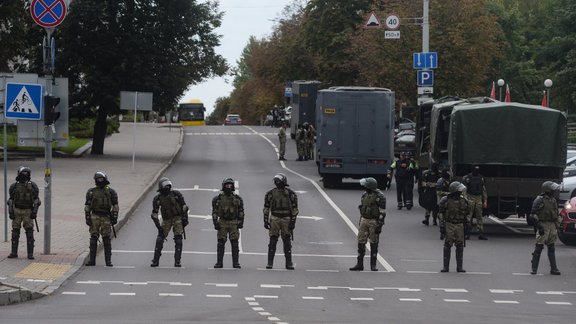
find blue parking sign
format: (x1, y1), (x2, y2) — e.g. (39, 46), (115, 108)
(4, 83), (43, 120)
(417, 70), (434, 86)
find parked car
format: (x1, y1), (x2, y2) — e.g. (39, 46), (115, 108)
(224, 114), (242, 125)
(394, 129), (416, 156)
(559, 174), (576, 203)
(559, 197), (576, 245)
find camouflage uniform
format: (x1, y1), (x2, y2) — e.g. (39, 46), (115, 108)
(530, 181), (562, 275)
(278, 124), (287, 160)
(436, 171), (452, 240)
(462, 168), (488, 240)
(212, 178), (245, 268)
(305, 124), (316, 160)
(150, 178), (189, 267)
(439, 181), (470, 273)
(295, 125), (307, 161)
(84, 171), (119, 267)
(7, 167), (41, 260)
(420, 165), (441, 226)
(350, 178), (386, 272)
(263, 174), (298, 269)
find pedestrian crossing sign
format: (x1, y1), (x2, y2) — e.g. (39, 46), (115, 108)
(4, 83), (43, 120)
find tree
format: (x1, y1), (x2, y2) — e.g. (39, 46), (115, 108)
(58, 0), (227, 154)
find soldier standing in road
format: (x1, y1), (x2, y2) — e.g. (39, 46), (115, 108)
(263, 173), (299, 270)
(212, 178), (245, 269)
(529, 181), (562, 275)
(278, 122), (287, 161)
(295, 124), (307, 161)
(150, 178), (189, 267)
(7, 166), (41, 260)
(462, 165), (488, 240)
(436, 168), (452, 240)
(421, 163), (441, 226)
(350, 177), (386, 272)
(84, 171), (119, 267)
(306, 123), (316, 160)
(438, 181), (470, 273)
(387, 152), (416, 210)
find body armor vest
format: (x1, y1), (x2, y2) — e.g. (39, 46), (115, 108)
(217, 193), (240, 220)
(90, 187), (112, 214)
(423, 171), (440, 185)
(466, 175), (483, 195)
(537, 195), (558, 222)
(394, 159), (411, 179)
(158, 193), (182, 219)
(271, 188), (291, 216)
(443, 197), (468, 223)
(13, 182), (34, 208)
(360, 192), (380, 219)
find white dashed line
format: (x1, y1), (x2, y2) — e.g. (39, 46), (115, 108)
(307, 286), (328, 290)
(432, 288), (468, 293)
(537, 291), (565, 295)
(159, 293), (184, 297)
(123, 282), (147, 285)
(77, 281), (101, 285)
(490, 289), (523, 294)
(258, 312), (272, 316)
(399, 298), (422, 302)
(248, 302), (259, 306)
(110, 293), (135, 296)
(375, 287), (421, 292)
(206, 283), (238, 288)
(207, 294), (231, 298)
(261, 284), (295, 289)
(302, 296), (324, 300)
(351, 297), (374, 301)
(245, 297), (256, 301)
(252, 307), (265, 311)
(349, 288), (374, 291)
(545, 301), (572, 305)
(268, 317), (281, 321)
(27, 279), (51, 283)
(444, 299), (470, 303)
(493, 300), (519, 304)
(254, 295), (279, 299)
(169, 282), (192, 286)
(62, 292), (86, 295)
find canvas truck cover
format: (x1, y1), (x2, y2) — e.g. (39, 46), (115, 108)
(429, 100), (467, 158)
(449, 102), (567, 167)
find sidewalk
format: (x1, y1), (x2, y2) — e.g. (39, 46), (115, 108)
(0, 122), (183, 305)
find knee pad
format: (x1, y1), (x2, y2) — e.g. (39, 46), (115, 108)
(174, 235), (183, 243)
(270, 235), (279, 243)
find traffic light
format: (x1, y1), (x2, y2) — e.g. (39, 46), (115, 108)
(44, 95), (61, 125)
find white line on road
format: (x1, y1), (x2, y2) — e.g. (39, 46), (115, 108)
(248, 302), (259, 306)
(375, 287), (421, 292)
(112, 266), (135, 269)
(252, 126), (395, 272)
(267, 317), (281, 321)
(110, 292), (135, 296)
(62, 292), (86, 295)
(123, 282), (148, 285)
(490, 289), (524, 294)
(537, 291), (567, 295)
(545, 301), (572, 305)
(349, 287), (374, 291)
(261, 284), (295, 289)
(493, 300), (519, 304)
(302, 296), (324, 300)
(245, 297), (256, 301)
(159, 293), (184, 297)
(207, 294), (232, 298)
(253, 295), (279, 299)
(169, 282), (192, 286)
(77, 281), (101, 285)
(513, 272), (543, 276)
(444, 299), (470, 303)
(399, 298), (422, 302)
(252, 307), (265, 311)
(258, 312), (272, 316)
(351, 297), (374, 301)
(432, 288), (469, 293)
(206, 283), (238, 288)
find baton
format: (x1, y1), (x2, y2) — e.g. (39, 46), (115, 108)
(112, 225), (117, 238)
(34, 218), (40, 232)
(183, 227), (187, 240)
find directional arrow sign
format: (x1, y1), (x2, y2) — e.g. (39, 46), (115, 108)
(413, 52), (438, 69)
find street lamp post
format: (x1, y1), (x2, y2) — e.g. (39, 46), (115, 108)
(544, 79), (553, 108)
(497, 79), (505, 102)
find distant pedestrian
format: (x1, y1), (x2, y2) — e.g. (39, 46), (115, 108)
(150, 178), (189, 267)
(462, 165), (488, 240)
(84, 171), (119, 266)
(278, 122), (287, 161)
(212, 178), (244, 269)
(7, 166), (41, 260)
(420, 163), (441, 226)
(439, 181), (470, 273)
(349, 178), (386, 272)
(263, 173), (298, 269)
(306, 123), (316, 160)
(530, 181), (561, 275)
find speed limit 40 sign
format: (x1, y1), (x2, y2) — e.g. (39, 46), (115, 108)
(385, 14), (400, 30)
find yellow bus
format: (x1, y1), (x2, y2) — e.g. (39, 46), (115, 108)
(178, 99), (206, 126)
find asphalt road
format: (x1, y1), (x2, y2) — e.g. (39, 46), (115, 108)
(2, 125), (575, 324)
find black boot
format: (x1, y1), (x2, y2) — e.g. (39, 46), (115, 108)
(266, 236), (278, 269)
(456, 244), (466, 273)
(478, 231), (488, 240)
(150, 236), (164, 267)
(231, 239), (241, 269)
(283, 236), (294, 270)
(422, 215), (430, 226)
(370, 243), (379, 271)
(214, 239), (225, 268)
(25, 229), (35, 260)
(103, 236), (113, 267)
(86, 236), (98, 266)
(8, 229), (20, 258)
(530, 244), (543, 275)
(547, 244), (561, 275)
(350, 244), (365, 271)
(174, 235), (183, 267)
(432, 211), (438, 226)
(441, 244), (451, 272)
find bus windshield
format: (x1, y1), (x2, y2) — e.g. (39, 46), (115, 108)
(178, 103), (205, 122)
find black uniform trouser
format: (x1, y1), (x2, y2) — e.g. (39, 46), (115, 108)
(395, 178), (413, 207)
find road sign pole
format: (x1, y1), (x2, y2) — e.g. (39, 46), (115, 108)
(44, 27), (53, 255)
(3, 121), (7, 243)
(132, 92), (138, 171)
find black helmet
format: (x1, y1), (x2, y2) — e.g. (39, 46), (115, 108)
(222, 178), (235, 192)
(449, 181), (466, 193)
(541, 181), (560, 193)
(16, 166), (31, 181)
(360, 177), (378, 190)
(158, 177), (173, 191)
(273, 173), (288, 188)
(94, 171), (110, 187)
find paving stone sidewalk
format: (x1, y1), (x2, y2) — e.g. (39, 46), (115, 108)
(0, 122), (182, 305)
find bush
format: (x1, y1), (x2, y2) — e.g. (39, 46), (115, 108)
(69, 117), (120, 138)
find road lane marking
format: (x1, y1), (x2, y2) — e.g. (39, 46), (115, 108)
(62, 292), (86, 295)
(252, 307), (265, 311)
(207, 294), (231, 298)
(206, 283), (238, 287)
(248, 302), (259, 306)
(110, 292), (135, 296)
(351, 297), (374, 301)
(159, 293), (184, 297)
(302, 296), (324, 300)
(258, 312), (272, 316)
(490, 289), (523, 294)
(261, 284), (295, 289)
(169, 282), (192, 286)
(253, 295), (279, 299)
(245, 297), (256, 301)
(251, 126), (395, 272)
(494, 300), (519, 304)
(432, 288), (468, 293)
(349, 288), (374, 291)
(375, 287), (421, 292)
(268, 317), (281, 321)
(545, 301), (572, 305)
(444, 299), (469, 303)
(123, 282), (148, 285)
(513, 272), (543, 276)
(77, 281), (101, 285)
(399, 298), (422, 302)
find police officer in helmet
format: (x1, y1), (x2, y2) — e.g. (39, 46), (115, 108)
(212, 178), (245, 268)
(439, 181), (470, 273)
(530, 181), (561, 275)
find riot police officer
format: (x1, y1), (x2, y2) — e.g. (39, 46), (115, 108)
(387, 152), (416, 209)
(278, 122), (287, 161)
(530, 181), (562, 275)
(462, 165), (488, 240)
(421, 163), (441, 226)
(295, 124), (307, 161)
(7, 166), (41, 260)
(350, 177), (386, 271)
(212, 178), (245, 269)
(150, 178), (189, 267)
(439, 181), (470, 273)
(436, 168), (452, 240)
(84, 171), (119, 266)
(263, 173), (299, 269)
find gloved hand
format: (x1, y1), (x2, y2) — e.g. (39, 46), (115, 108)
(153, 218), (162, 231)
(31, 212), (37, 219)
(288, 220), (295, 231)
(538, 226), (545, 236)
(9, 212), (15, 220)
(181, 217), (189, 227)
(375, 224), (383, 234)
(214, 221), (221, 230)
(264, 221), (271, 230)
(86, 216), (92, 226)
(237, 221), (244, 229)
(111, 216), (118, 226)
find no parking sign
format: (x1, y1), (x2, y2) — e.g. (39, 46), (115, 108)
(30, 0), (67, 28)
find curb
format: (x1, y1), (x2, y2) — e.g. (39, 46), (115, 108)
(0, 283), (43, 306)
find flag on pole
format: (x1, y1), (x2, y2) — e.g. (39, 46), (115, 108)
(490, 81), (496, 100)
(541, 90), (547, 107)
(504, 84), (511, 102)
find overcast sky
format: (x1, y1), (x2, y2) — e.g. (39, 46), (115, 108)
(181, 0), (295, 115)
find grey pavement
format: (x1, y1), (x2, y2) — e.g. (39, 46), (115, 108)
(0, 122), (182, 305)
